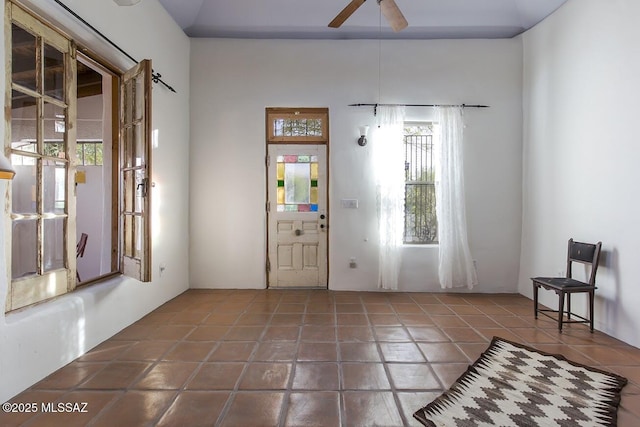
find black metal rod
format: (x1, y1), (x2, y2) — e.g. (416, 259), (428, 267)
(350, 103), (489, 115)
(52, 0), (176, 93)
(349, 103), (489, 108)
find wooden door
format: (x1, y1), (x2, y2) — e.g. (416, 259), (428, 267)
(267, 145), (327, 288)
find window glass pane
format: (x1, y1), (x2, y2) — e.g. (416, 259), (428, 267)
(135, 74), (144, 121)
(83, 143), (96, 165)
(43, 217), (65, 272)
(134, 123), (144, 165)
(273, 119), (284, 136)
(44, 44), (65, 100)
(44, 142), (64, 158)
(404, 127), (438, 244)
(124, 126), (133, 168)
(271, 118), (323, 138)
(124, 215), (133, 257)
(43, 103), (66, 155)
(12, 24), (37, 91)
(135, 169), (145, 212)
(76, 143), (84, 164)
(95, 143), (103, 166)
(43, 161), (66, 213)
(11, 91), (37, 153)
(123, 170), (134, 212)
(11, 155), (37, 213)
(284, 162), (310, 204)
(12, 220), (37, 279)
(134, 215), (143, 259)
(124, 80), (134, 124)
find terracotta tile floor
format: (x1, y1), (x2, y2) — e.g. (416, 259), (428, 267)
(3, 289), (640, 426)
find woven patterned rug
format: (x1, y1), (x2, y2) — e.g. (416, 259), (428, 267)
(414, 337), (628, 427)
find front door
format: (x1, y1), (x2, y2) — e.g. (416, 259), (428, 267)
(267, 145), (327, 288)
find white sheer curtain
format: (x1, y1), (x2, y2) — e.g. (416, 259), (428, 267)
(435, 106), (477, 289)
(373, 106), (406, 290)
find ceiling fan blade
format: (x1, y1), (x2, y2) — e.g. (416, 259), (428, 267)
(328, 0), (367, 28)
(380, 0), (408, 32)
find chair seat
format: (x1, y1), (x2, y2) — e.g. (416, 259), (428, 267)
(532, 277), (595, 292)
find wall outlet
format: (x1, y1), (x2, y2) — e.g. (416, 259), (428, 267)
(349, 257), (357, 269)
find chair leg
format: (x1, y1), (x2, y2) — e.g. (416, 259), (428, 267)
(558, 292), (565, 332)
(567, 293), (572, 319)
(533, 283), (539, 318)
(589, 290), (595, 332)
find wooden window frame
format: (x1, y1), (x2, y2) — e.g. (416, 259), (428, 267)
(266, 107), (329, 144)
(4, 1), (152, 312)
(5, 2), (77, 311)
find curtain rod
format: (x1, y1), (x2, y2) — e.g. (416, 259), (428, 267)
(52, 0), (176, 93)
(350, 103), (489, 115)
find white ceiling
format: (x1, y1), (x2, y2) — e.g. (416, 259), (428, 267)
(155, 0), (569, 40)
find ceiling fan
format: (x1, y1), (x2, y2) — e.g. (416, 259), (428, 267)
(328, 0), (408, 32)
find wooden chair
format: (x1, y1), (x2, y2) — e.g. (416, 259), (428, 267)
(76, 233), (88, 282)
(532, 238), (602, 332)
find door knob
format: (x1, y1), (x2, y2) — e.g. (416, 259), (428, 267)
(320, 214), (326, 220)
(295, 229), (302, 236)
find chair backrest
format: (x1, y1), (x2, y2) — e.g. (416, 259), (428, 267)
(77, 233), (88, 258)
(566, 238), (602, 285)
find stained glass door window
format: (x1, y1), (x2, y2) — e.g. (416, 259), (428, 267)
(276, 155), (319, 212)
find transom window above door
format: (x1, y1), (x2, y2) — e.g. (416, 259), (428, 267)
(266, 108), (328, 143)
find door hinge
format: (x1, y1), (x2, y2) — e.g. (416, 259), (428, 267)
(266, 201), (271, 212)
(266, 155), (270, 167)
(266, 258), (271, 273)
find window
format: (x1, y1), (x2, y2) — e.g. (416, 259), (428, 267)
(120, 60), (152, 281)
(77, 141), (103, 166)
(5, 2), (152, 311)
(404, 123), (438, 244)
(7, 5), (77, 310)
(266, 108), (328, 144)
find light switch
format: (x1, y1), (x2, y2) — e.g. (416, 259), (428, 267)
(341, 199), (359, 209)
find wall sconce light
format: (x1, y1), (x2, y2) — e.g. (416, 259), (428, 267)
(357, 125), (369, 146)
(0, 152), (15, 180)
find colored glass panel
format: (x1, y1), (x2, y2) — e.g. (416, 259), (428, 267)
(285, 163), (310, 204)
(276, 152), (321, 211)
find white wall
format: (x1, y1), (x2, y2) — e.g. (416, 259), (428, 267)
(519, 0), (640, 347)
(190, 38), (523, 293)
(0, 0), (191, 401)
